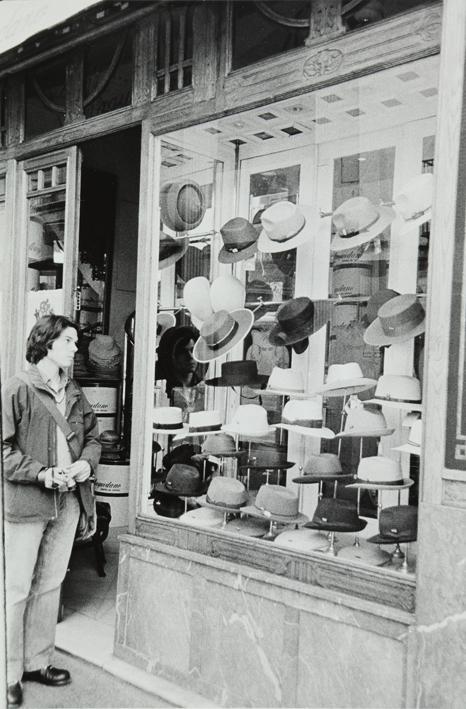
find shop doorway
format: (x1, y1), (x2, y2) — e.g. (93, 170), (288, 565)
(61, 125), (141, 638)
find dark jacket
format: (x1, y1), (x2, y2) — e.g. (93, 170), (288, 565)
(2, 365), (101, 522)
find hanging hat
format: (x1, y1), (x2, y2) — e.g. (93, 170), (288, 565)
(243, 484), (308, 524)
(261, 366), (307, 398)
(393, 173), (433, 233)
(159, 232), (188, 269)
(292, 453), (352, 484)
(205, 360), (267, 388)
(183, 276), (214, 324)
(269, 297), (329, 354)
(368, 505), (418, 544)
(153, 406), (185, 433)
(154, 463), (207, 496)
(330, 196), (395, 252)
(223, 517), (269, 537)
(393, 418), (422, 455)
(193, 308), (253, 363)
(210, 275), (246, 313)
(367, 374), (422, 411)
(179, 507), (225, 528)
(364, 294), (425, 346)
(222, 404), (275, 437)
(173, 410), (224, 440)
(305, 498), (367, 532)
(276, 398), (335, 439)
(274, 528), (328, 552)
(335, 404), (394, 438)
(198, 477), (249, 511)
(365, 288), (400, 325)
(258, 201), (314, 253)
(347, 455), (414, 490)
(218, 217), (258, 263)
(160, 179), (206, 232)
(157, 311), (177, 338)
(315, 362), (376, 396)
(241, 442), (293, 470)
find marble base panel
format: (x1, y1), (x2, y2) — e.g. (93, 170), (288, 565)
(115, 534), (413, 708)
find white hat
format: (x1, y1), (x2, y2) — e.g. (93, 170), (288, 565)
(183, 277), (214, 323)
(258, 201), (314, 253)
(222, 404), (275, 437)
(179, 507), (224, 528)
(336, 404), (394, 438)
(330, 196), (395, 252)
(173, 410), (223, 440)
(393, 173), (433, 234)
(193, 308), (253, 363)
(153, 406), (185, 434)
(393, 417), (422, 455)
(274, 529), (327, 552)
(262, 367), (309, 398)
(210, 275), (245, 312)
(315, 363), (376, 396)
(276, 398), (335, 439)
(347, 455), (414, 490)
(367, 374), (422, 412)
(242, 484), (308, 524)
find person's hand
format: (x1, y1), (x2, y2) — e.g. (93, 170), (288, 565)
(65, 460), (91, 483)
(39, 467), (73, 492)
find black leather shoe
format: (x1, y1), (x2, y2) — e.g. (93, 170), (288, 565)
(7, 682), (23, 708)
(23, 665), (71, 686)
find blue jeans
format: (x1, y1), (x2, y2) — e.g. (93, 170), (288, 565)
(5, 491), (80, 683)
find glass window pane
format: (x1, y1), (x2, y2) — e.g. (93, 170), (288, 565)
(84, 31), (133, 118)
(25, 58), (66, 139)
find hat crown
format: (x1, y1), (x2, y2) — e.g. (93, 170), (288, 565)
(230, 404), (269, 431)
(394, 173), (433, 219)
(220, 217), (258, 248)
(312, 497), (360, 525)
(165, 463), (203, 494)
(188, 410), (222, 429)
(332, 196), (380, 235)
(304, 453), (342, 475)
(344, 404), (388, 432)
(378, 505), (418, 540)
(357, 456), (402, 484)
(202, 432), (236, 455)
(374, 374), (421, 402)
(276, 297), (314, 329)
(206, 477), (248, 507)
(261, 200), (306, 242)
(183, 276), (214, 322)
(255, 484), (299, 517)
(326, 362), (364, 385)
(210, 275), (245, 312)
(283, 398), (323, 422)
(377, 294), (425, 336)
(200, 310), (235, 346)
(268, 367), (304, 393)
(221, 360), (259, 383)
(154, 406), (183, 425)
(366, 289), (400, 324)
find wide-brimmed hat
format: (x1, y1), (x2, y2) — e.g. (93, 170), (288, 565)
(336, 404), (394, 438)
(219, 217), (258, 263)
(241, 442), (293, 470)
(258, 201), (314, 253)
(173, 410), (223, 440)
(154, 463), (207, 496)
(274, 528), (328, 552)
(159, 232), (188, 269)
(393, 173), (433, 234)
(192, 433), (239, 459)
(269, 297), (329, 353)
(315, 362), (376, 396)
(292, 453), (351, 484)
(199, 477), (249, 511)
(347, 455), (413, 490)
(276, 398), (335, 439)
(179, 507), (225, 528)
(261, 366), (308, 398)
(330, 196), (395, 252)
(367, 374), (422, 411)
(222, 404), (275, 437)
(193, 308), (254, 363)
(243, 484), (308, 524)
(210, 275), (246, 313)
(364, 288), (400, 325)
(305, 498), (367, 532)
(205, 360), (267, 388)
(364, 294), (425, 345)
(183, 277), (214, 324)
(393, 417), (422, 456)
(368, 505), (418, 544)
(153, 406), (185, 433)
(160, 179), (206, 232)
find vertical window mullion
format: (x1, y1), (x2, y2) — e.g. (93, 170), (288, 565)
(164, 11), (171, 95)
(177, 7), (186, 90)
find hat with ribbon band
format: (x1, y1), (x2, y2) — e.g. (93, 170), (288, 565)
(193, 308), (253, 363)
(205, 360), (267, 388)
(173, 410), (224, 440)
(258, 201), (314, 253)
(305, 498), (367, 532)
(292, 453), (352, 484)
(368, 505), (418, 544)
(242, 484), (308, 524)
(153, 406), (185, 433)
(276, 398), (335, 439)
(198, 477), (249, 511)
(330, 196), (395, 252)
(367, 374), (422, 412)
(364, 294), (425, 346)
(154, 463), (207, 496)
(393, 173), (433, 234)
(218, 217), (258, 263)
(347, 455), (414, 490)
(364, 288), (400, 325)
(335, 404), (394, 438)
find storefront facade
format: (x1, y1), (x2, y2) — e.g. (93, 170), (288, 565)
(1, 1), (465, 707)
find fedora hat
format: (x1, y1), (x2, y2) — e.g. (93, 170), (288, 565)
(179, 506), (225, 528)
(162, 443), (201, 470)
(159, 232), (188, 269)
(364, 288), (400, 325)
(241, 442), (293, 470)
(347, 455), (414, 490)
(222, 404), (275, 437)
(243, 484), (308, 524)
(258, 201), (314, 253)
(316, 362), (376, 396)
(183, 276), (214, 324)
(262, 366), (308, 398)
(192, 432), (240, 459)
(393, 173), (433, 233)
(330, 196), (395, 252)
(393, 417), (422, 455)
(336, 404), (394, 438)
(368, 505), (418, 544)
(199, 477), (249, 511)
(88, 335), (121, 371)
(154, 463), (207, 496)
(364, 294), (425, 345)
(219, 217), (258, 263)
(223, 517), (269, 537)
(210, 275), (246, 313)
(269, 297), (329, 353)
(305, 497), (367, 532)
(274, 528), (328, 552)
(367, 374), (422, 411)
(276, 398), (335, 439)
(173, 410), (224, 440)
(160, 179), (206, 232)
(293, 453), (351, 483)
(205, 360), (267, 388)
(153, 406), (185, 433)
(151, 490), (186, 518)
(193, 309), (253, 363)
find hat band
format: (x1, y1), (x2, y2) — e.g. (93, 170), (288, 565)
(358, 477), (403, 485)
(284, 418), (322, 428)
(153, 421), (184, 430)
(380, 301), (424, 335)
(336, 212), (380, 239)
(206, 494), (243, 509)
(267, 383), (304, 394)
(204, 319), (239, 350)
(255, 503), (294, 517)
(375, 394), (420, 404)
(224, 238), (257, 253)
(268, 215), (306, 243)
(404, 206), (430, 222)
(189, 423), (222, 433)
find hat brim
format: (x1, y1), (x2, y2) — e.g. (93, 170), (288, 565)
(197, 495), (249, 513)
(363, 315), (426, 346)
(292, 472), (353, 484)
(193, 309), (254, 363)
(223, 518), (269, 537)
(222, 423), (276, 437)
(330, 205), (396, 252)
(242, 505), (308, 525)
(276, 423), (335, 439)
(337, 542), (391, 565)
(367, 532), (417, 545)
(159, 237), (189, 269)
(153, 480), (208, 496)
(336, 427), (395, 439)
(399, 208), (431, 235)
(392, 442), (421, 455)
(366, 398), (423, 412)
(258, 206), (314, 253)
(305, 518), (367, 532)
(346, 478), (414, 491)
(205, 374), (268, 388)
(269, 313), (328, 347)
(152, 425), (185, 435)
(274, 530), (329, 552)
(192, 451), (243, 460)
(172, 427), (224, 441)
(179, 510), (225, 528)
(219, 241), (258, 263)
(254, 387), (313, 399)
(239, 460), (294, 471)
(314, 378), (377, 396)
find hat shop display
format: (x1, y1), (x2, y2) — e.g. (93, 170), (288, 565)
(154, 464), (208, 509)
(160, 179), (206, 232)
(330, 196), (396, 252)
(198, 477), (249, 516)
(367, 374), (423, 412)
(159, 232), (189, 269)
(276, 398), (335, 439)
(218, 217), (258, 263)
(88, 335), (122, 377)
(269, 297), (329, 355)
(173, 410), (224, 440)
(393, 417), (422, 456)
(259, 366), (309, 398)
(193, 308), (254, 363)
(347, 456), (414, 490)
(222, 404), (275, 438)
(363, 293), (425, 346)
(364, 288), (400, 326)
(335, 403), (394, 438)
(393, 173), (433, 234)
(316, 362), (376, 397)
(258, 200), (314, 253)
(242, 484), (308, 534)
(205, 360), (267, 388)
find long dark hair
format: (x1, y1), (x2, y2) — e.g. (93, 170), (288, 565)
(26, 314), (78, 364)
(156, 325), (202, 395)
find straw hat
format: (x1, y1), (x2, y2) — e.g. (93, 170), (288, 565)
(364, 294), (425, 346)
(218, 217), (258, 263)
(347, 455), (414, 490)
(335, 404), (394, 438)
(276, 398), (335, 439)
(258, 201), (314, 253)
(330, 196), (395, 252)
(364, 288), (400, 325)
(261, 366), (308, 398)
(173, 410), (223, 440)
(393, 173), (433, 233)
(160, 179), (206, 231)
(315, 362), (376, 396)
(393, 417), (422, 455)
(222, 404), (275, 437)
(193, 308), (253, 363)
(153, 406), (185, 433)
(159, 232), (188, 269)
(242, 484), (308, 524)
(367, 374), (422, 411)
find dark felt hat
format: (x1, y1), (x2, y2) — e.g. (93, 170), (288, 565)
(269, 297), (329, 354)
(219, 217), (258, 263)
(305, 497), (367, 532)
(162, 444), (201, 471)
(368, 505), (418, 544)
(159, 232), (188, 269)
(154, 463), (206, 496)
(205, 360), (267, 388)
(151, 490), (186, 518)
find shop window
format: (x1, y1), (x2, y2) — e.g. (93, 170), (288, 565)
(342, 0), (434, 32)
(0, 83), (7, 148)
(84, 30), (133, 118)
(153, 5), (194, 97)
(25, 57), (66, 139)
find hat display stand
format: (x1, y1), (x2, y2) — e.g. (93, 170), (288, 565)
(337, 485), (391, 566)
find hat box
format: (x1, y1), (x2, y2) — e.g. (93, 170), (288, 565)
(81, 380), (119, 435)
(332, 263), (372, 298)
(95, 461), (129, 527)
